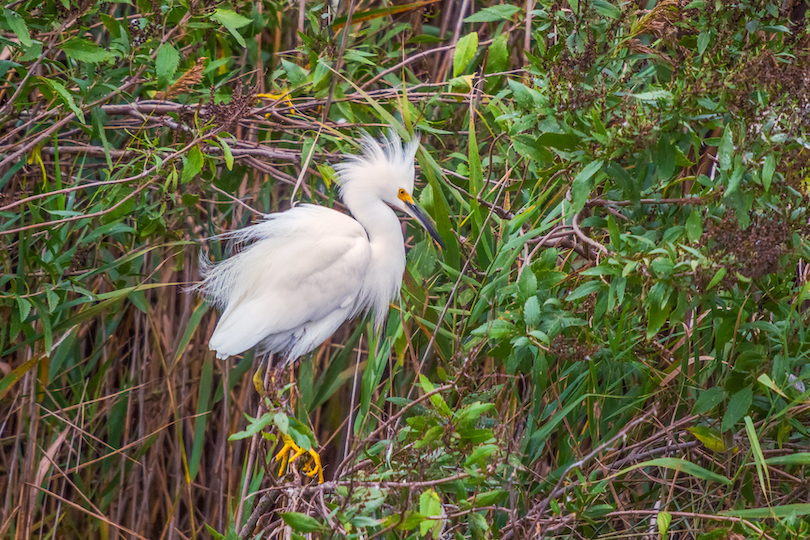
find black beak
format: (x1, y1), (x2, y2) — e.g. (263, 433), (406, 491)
(405, 201), (445, 250)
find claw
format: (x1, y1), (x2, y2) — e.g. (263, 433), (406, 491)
(274, 433), (324, 483)
(302, 449), (324, 483)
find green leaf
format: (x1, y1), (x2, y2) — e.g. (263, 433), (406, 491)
(605, 161), (638, 204)
(188, 357), (213, 482)
(392, 512), (425, 531)
(508, 79), (535, 109)
(4, 9), (31, 47)
(764, 453), (810, 465)
(471, 319), (516, 340)
(415, 425), (443, 449)
(287, 423), (312, 451)
(688, 426), (726, 452)
(692, 386), (724, 415)
(571, 160), (604, 213)
(419, 375), (452, 417)
(518, 268), (537, 301)
(454, 402), (495, 427)
(614, 457), (731, 485)
(566, 281), (602, 301)
(62, 38), (115, 63)
(210, 9), (253, 29)
(745, 415), (771, 501)
(218, 137), (234, 170)
(172, 301), (208, 363)
(453, 32), (478, 77)
(537, 132), (578, 150)
(721, 386), (752, 432)
(419, 489), (443, 536)
(351, 516), (381, 527)
(281, 58), (308, 86)
(18, 42), (41, 62)
(697, 31), (710, 55)
(91, 108), (113, 169)
(685, 210), (702, 243)
(228, 411), (274, 440)
(0, 59), (21, 79)
(419, 489), (442, 517)
(592, 0), (622, 19)
(485, 33), (509, 75)
(705, 267), (726, 290)
(524, 296), (541, 327)
(156, 44), (180, 88)
(757, 373), (787, 399)
(465, 443), (499, 467)
(718, 125), (733, 171)
(630, 90), (672, 102)
(656, 136), (675, 181)
(762, 153), (775, 192)
(646, 290), (671, 338)
(470, 489), (508, 507)
(657, 511), (672, 539)
(273, 411), (289, 434)
(40, 78), (85, 124)
(725, 163), (745, 196)
(17, 297), (31, 321)
(279, 512), (326, 533)
(465, 5), (520, 22)
(181, 146), (204, 184)
(720, 504), (810, 518)
(210, 9), (252, 48)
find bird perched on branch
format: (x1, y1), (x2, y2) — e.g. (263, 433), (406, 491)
(195, 126), (443, 481)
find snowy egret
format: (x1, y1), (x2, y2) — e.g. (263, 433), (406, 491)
(198, 128), (443, 362)
(196, 128), (443, 481)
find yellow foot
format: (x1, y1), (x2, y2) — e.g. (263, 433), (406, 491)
(274, 433), (324, 483)
(256, 93), (296, 115)
(302, 450), (324, 483)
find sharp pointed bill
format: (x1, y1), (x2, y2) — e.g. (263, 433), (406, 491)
(397, 191), (445, 250)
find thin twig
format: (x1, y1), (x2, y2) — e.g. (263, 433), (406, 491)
(323, 0), (358, 119)
(571, 212), (610, 256)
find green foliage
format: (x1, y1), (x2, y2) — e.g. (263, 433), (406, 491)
(3, 0), (810, 539)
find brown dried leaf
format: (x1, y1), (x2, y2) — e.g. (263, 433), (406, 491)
(155, 57), (206, 100)
(625, 38), (673, 64)
(631, 0), (682, 38)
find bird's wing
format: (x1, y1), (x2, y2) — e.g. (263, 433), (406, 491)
(207, 206), (371, 358)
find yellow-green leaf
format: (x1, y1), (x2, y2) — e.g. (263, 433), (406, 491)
(453, 32), (478, 78)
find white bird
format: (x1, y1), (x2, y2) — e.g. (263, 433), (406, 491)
(197, 128), (443, 363)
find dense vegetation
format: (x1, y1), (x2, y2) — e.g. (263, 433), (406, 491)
(2, 0), (810, 538)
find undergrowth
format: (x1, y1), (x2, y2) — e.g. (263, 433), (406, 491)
(2, 0), (810, 539)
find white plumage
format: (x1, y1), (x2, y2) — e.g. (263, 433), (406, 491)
(197, 128), (443, 362)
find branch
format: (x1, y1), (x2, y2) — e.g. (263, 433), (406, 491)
(360, 39), (494, 91)
(586, 196), (705, 207)
(571, 212), (610, 256)
(239, 492), (280, 540)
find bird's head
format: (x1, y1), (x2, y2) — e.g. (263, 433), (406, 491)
(335, 128), (445, 249)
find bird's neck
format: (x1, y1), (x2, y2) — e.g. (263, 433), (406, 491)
(343, 190), (404, 248)
(342, 188), (407, 328)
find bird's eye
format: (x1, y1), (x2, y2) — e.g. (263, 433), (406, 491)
(398, 189), (406, 196)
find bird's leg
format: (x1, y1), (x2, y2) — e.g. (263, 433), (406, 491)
(270, 355), (324, 483)
(273, 433), (324, 483)
(274, 433), (305, 474)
